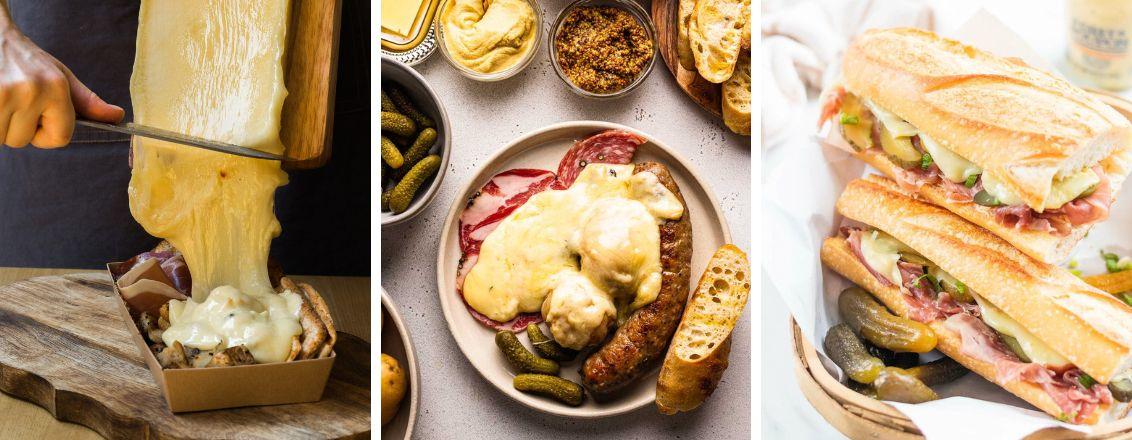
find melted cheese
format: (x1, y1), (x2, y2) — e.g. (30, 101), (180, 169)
(858, 230), (906, 284)
(129, 1), (296, 363)
(919, 134), (981, 183)
(974, 294), (1072, 368)
(162, 285), (303, 363)
(463, 164), (684, 336)
(982, 168), (1099, 210)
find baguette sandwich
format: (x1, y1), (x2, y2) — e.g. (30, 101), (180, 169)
(819, 27), (1132, 264)
(821, 175), (1132, 424)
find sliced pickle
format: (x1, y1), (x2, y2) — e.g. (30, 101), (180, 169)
(839, 94), (874, 151)
(878, 125), (921, 168)
(999, 334), (1032, 363)
(928, 266), (973, 303)
(973, 190), (1001, 207)
(900, 253), (932, 267)
(1110, 376), (1132, 402)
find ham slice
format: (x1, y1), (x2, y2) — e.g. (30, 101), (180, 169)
(945, 313), (1113, 423)
(117, 258), (188, 315)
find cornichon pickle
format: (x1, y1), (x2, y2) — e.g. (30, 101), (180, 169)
(388, 155), (441, 214)
(928, 266), (973, 303)
(381, 137), (404, 169)
(388, 86), (435, 128)
(1109, 376), (1132, 402)
(847, 380), (878, 399)
(495, 331), (559, 375)
(866, 343), (920, 369)
(381, 90), (398, 112)
(394, 128), (437, 179)
(380, 189), (392, 212)
(526, 323), (577, 361)
(824, 323), (885, 384)
(875, 367), (939, 403)
(839, 287), (938, 353)
(906, 357), (968, 386)
(513, 374), (584, 406)
(382, 111), (417, 137)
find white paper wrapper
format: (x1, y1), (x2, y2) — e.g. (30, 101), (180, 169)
(763, 10), (1122, 438)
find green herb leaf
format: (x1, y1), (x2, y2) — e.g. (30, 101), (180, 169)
(921, 153), (933, 170)
(964, 173), (979, 188)
(1078, 373), (1097, 389)
(956, 280), (967, 295)
(1070, 269), (1083, 277)
(1120, 292), (1132, 307)
(1068, 259), (1079, 269)
(840, 114), (859, 125)
(1102, 250), (1124, 273)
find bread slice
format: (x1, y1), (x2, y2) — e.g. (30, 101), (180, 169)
(841, 27), (1132, 211)
(688, 0), (750, 83)
(836, 175), (1132, 384)
(656, 244), (750, 414)
(821, 237), (1114, 424)
(677, 0), (697, 71)
(722, 52), (751, 135)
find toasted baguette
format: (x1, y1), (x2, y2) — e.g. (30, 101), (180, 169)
(689, 0), (750, 83)
(836, 175), (1132, 384)
(842, 27), (1132, 211)
(677, 0), (697, 71)
(656, 244), (750, 414)
(821, 237), (1115, 424)
(722, 52), (751, 136)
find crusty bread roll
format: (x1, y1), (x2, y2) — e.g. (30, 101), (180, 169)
(841, 28), (1132, 211)
(722, 52), (751, 136)
(836, 175), (1132, 385)
(655, 244), (750, 414)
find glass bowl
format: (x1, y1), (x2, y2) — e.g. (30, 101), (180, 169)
(435, 0), (542, 82)
(549, 0), (658, 99)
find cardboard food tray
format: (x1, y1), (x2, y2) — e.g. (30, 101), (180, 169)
(107, 262), (335, 413)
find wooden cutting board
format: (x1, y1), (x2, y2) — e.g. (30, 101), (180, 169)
(651, 0), (723, 119)
(281, 0), (342, 169)
(0, 273), (370, 439)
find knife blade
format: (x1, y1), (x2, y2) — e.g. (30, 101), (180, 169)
(76, 119), (286, 161)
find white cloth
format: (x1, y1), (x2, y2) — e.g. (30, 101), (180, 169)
(761, 0), (936, 148)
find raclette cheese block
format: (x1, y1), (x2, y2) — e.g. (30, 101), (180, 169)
(129, 0), (290, 300)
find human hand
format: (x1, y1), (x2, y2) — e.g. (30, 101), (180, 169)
(0, 26), (125, 148)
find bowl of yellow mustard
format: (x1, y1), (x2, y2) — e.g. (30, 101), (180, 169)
(436, 0), (542, 81)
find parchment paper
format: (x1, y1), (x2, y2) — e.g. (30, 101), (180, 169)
(763, 10), (1125, 439)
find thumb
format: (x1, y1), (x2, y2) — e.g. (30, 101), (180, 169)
(62, 66), (125, 123)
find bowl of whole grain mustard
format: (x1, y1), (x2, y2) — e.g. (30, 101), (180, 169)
(550, 0), (657, 98)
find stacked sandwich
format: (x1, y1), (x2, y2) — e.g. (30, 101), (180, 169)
(817, 28), (1132, 424)
(677, 0), (751, 135)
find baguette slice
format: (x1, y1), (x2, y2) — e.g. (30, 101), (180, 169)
(842, 27), (1132, 210)
(676, 0), (697, 71)
(836, 175), (1132, 385)
(689, 0), (750, 83)
(821, 237), (1118, 424)
(722, 52), (751, 136)
(656, 244), (750, 414)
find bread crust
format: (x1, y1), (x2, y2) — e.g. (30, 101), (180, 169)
(836, 175), (1132, 384)
(842, 27), (1132, 210)
(821, 237), (1109, 424)
(581, 162), (693, 401)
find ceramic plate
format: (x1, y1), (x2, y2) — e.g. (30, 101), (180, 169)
(435, 121), (731, 418)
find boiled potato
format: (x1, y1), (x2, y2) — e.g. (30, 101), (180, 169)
(381, 353), (407, 425)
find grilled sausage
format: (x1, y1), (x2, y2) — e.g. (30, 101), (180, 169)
(580, 162), (693, 401)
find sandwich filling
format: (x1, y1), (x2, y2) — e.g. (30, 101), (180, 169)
(844, 227), (1114, 422)
(822, 88), (1112, 236)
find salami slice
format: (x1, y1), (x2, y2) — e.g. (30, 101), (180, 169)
(555, 130), (644, 188)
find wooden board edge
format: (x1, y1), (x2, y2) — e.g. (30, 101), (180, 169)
(650, 0), (723, 120)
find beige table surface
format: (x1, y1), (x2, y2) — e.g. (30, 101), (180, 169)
(0, 268), (370, 440)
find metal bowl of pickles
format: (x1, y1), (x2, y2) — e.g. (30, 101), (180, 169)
(380, 57), (451, 227)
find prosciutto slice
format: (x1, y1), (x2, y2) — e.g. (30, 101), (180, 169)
(946, 314), (1113, 423)
(456, 130), (640, 331)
